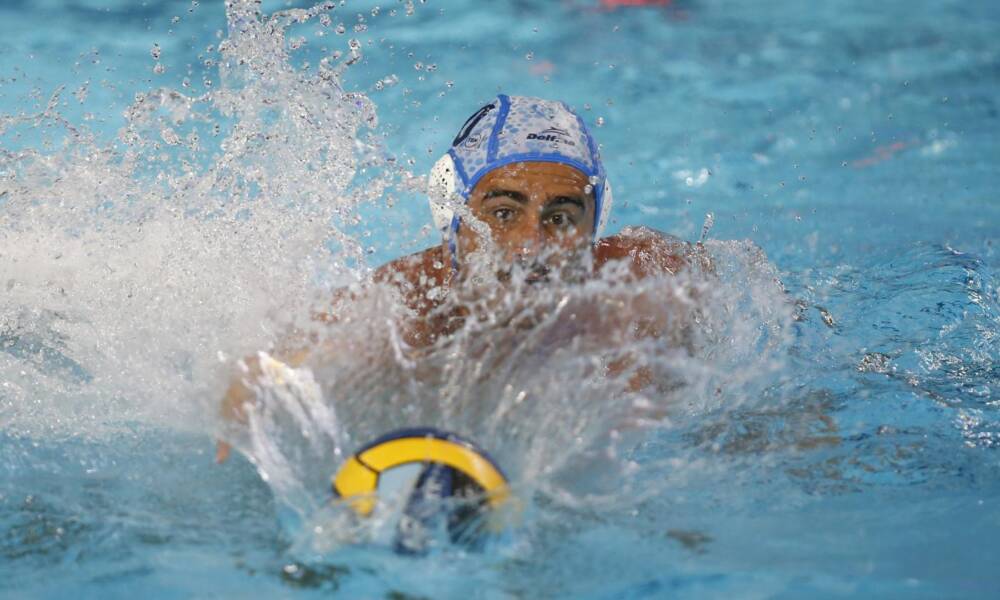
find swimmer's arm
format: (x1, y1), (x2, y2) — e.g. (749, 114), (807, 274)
(215, 343), (315, 463)
(596, 227), (713, 393)
(216, 249), (446, 463)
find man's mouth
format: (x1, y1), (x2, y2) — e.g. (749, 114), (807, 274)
(497, 264), (551, 285)
(524, 267), (550, 284)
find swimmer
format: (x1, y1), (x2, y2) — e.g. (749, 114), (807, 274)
(216, 94), (706, 463)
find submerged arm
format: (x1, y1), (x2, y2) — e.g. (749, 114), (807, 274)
(595, 226), (713, 393)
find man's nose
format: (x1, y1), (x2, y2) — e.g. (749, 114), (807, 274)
(512, 219), (544, 261)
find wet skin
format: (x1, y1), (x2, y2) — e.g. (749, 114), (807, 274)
(373, 162), (691, 348)
(457, 161), (597, 283)
(216, 161), (694, 462)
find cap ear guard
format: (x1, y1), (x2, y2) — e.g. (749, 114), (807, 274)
(428, 153), (459, 233)
(427, 153), (614, 242)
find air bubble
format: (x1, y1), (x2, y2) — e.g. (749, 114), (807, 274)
(335, 23), (346, 34)
(525, 51), (534, 61)
(595, 116), (605, 127)
(150, 43), (161, 60)
(414, 61), (423, 70)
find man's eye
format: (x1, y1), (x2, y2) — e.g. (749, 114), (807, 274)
(546, 213), (574, 227)
(493, 207), (515, 222)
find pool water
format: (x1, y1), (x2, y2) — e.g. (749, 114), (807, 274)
(2, 0), (999, 598)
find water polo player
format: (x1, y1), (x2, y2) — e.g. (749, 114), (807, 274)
(216, 94), (701, 464)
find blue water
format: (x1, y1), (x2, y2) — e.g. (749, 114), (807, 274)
(2, 0), (999, 598)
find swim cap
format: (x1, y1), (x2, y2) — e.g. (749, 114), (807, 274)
(428, 95), (613, 245)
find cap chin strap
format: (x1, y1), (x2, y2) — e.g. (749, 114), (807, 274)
(427, 153), (614, 251)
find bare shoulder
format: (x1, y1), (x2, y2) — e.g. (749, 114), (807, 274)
(594, 225), (709, 278)
(372, 245), (450, 311)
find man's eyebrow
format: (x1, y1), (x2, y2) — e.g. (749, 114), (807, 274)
(482, 189), (528, 203)
(547, 195), (586, 210)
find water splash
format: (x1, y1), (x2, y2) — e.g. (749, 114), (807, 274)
(0, 0), (389, 438)
(0, 0), (797, 562)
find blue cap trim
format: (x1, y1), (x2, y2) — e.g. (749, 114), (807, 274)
(447, 148), (471, 192)
(486, 94), (511, 165)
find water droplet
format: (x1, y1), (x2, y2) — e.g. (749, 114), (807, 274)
(160, 128), (180, 146)
(584, 184), (594, 194)
(699, 213), (714, 242)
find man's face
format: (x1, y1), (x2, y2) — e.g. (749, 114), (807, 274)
(457, 161), (596, 284)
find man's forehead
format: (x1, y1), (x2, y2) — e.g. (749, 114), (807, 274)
(477, 161), (591, 189)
